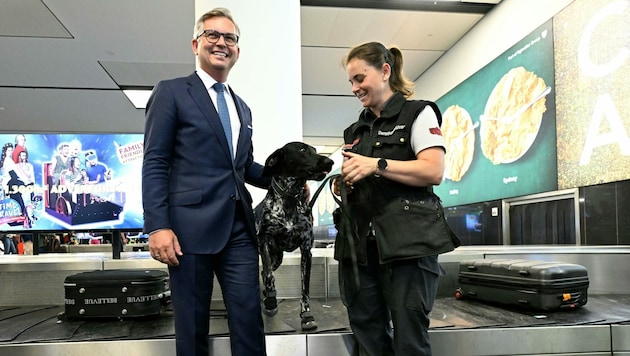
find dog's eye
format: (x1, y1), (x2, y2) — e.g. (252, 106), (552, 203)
(300, 148), (307, 152)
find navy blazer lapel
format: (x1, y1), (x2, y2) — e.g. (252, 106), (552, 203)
(186, 73), (232, 161)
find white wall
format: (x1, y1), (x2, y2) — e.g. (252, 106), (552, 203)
(195, 1), (303, 203)
(414, 0), (575, 101)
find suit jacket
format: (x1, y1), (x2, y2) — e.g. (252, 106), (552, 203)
(142, 73), (270, 254)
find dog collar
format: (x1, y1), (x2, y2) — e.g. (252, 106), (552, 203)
(271, 177), (304, 200)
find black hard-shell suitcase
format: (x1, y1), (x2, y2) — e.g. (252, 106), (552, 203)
(455, 259), (589, 311)
(63, 269), (170, 319)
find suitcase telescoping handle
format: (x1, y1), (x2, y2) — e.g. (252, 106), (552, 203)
(466, 265), (530, 276)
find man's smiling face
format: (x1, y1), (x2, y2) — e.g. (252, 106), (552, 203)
(193, 16), (240, 80)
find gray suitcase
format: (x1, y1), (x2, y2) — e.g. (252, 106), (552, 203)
(455, 259), (589, 311)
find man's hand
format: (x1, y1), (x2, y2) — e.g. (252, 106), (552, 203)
(149, 229), (183, 266)
(333, 175), (354, 196)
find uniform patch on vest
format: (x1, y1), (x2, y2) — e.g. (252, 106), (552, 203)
(343, 138), (360, 151)
(429, 127), (442, 136)
(377, 125), (406, 136)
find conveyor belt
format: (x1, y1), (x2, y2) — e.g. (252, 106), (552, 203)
(1, 295), (628, 354)
(0, 298), (349, 344)
(431, 294), (630, 329)
(1, 246), (629, 355)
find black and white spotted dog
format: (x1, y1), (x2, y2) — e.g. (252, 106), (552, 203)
(254, 142), (334, 330)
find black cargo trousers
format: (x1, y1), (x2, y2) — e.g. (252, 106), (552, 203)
(340, 239), (442, 356)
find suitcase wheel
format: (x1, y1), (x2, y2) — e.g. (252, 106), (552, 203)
(454, 288), (464, 300)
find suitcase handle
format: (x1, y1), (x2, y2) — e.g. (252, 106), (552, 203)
(466, 266), (530, 276)
(159, 291), (172, 306)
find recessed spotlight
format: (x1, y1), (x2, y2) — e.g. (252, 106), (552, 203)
(122, 90), (153, 109)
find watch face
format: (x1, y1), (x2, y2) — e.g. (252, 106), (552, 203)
(378, 158), (387, 170)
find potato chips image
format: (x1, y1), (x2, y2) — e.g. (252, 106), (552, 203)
(443, 105), (476, 181)
(480, 66), (549, 164)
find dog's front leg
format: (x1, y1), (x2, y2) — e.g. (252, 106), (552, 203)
(299, 246), (317, 330)
(259, 236), (278, 316)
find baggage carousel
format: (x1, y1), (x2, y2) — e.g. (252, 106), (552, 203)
(1, 246), (629, 355)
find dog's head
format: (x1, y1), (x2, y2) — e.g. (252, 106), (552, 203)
(263, 142), (334, 181)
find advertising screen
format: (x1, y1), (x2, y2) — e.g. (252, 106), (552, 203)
(1, 133), (143, 231)
(435, 20), (558, 207)
(554, 0), (630, 188)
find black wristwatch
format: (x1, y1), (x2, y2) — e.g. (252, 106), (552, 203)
(377, 158), (388, 173)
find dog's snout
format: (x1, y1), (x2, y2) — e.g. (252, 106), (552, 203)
(323, 157), (334, 169)
(316, 155), (334, 171)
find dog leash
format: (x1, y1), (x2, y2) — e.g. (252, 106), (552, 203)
(305, 174), (361, 304)
(306, 174), (338, 213)
(324, 175), (361, 305)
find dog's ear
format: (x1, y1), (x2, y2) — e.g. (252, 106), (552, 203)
(263, 147), (284, 176)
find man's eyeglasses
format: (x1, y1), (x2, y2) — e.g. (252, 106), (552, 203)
(196, 30), (239, 46)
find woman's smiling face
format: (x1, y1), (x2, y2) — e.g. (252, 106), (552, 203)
(346, 58), (391, 114)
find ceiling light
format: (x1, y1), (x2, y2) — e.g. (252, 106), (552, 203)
(122, 89), (153, 109)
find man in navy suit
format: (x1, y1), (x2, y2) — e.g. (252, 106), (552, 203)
(142, 8), (270, 356)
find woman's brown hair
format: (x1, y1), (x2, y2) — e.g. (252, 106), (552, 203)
(343, 41), (415, 99)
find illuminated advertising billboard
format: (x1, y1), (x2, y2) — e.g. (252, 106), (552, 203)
(554, 0), (629, 188)
(435, 20), (558, 207)
(1, 133), (143, 231)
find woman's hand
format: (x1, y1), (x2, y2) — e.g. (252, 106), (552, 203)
(341, 151), (379, 184)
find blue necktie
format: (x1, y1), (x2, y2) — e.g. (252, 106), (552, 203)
(213, 82), (234, 160)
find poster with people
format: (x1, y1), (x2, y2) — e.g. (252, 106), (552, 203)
(0, 133), (143, 231)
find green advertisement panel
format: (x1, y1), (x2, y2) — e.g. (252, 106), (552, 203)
(435, 20), (557, 207)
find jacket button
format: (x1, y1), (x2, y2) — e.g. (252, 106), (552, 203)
(375, 141), (382, 147)
(230, 194), (237, 200)
(400, 137), (405, 143)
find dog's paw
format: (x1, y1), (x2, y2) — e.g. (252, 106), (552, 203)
(300, 311), (317, 330)
(263, 307), (278, 317)
(263, 295), (278, 316)
(263, 305), (278, 317)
